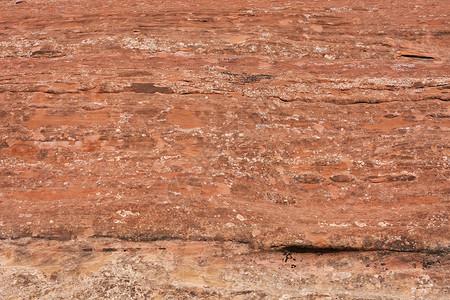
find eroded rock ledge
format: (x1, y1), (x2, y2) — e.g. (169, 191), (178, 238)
(1, 238), (448, 299)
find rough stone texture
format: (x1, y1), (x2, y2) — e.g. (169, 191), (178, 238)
(0, 0), (449, 298)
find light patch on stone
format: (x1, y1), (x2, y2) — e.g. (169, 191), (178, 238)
(116, 210), (140, 218)
(332, 272), (352, 281)
(378, 222), (391, 227)
(355, 221), (367, 227)
(329, 223), (351, 227)
(236, 214), (246, 221)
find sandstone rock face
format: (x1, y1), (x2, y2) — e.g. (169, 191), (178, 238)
(0, 0), (448, 298)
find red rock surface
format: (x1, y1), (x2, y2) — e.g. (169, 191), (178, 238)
(0, 0), (449, 298)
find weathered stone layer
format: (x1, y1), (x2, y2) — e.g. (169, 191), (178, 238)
(0, 0), (448, 298)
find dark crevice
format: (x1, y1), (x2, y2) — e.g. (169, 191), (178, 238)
(335, 100), (384, 105)
(273, 96), (314, 103)
(276, 96), (296, 103)
(424, 96), (449, 102)
(102, 248), (118, 252)
(399, 54), (436, 60)
(44, 90), (77, 95)
(272, 245), (448, 255)
(1, 234), (448, 255)
(279, 245), (364, 254)
(332, 97), (448, 105)
(27, 235), (73, 241)
(180, 91), (219, 95)
(30, 50), (64, 58)
(222, 72), (274, 84)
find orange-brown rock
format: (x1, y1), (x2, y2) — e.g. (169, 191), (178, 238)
(0, 0), (448, 298)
